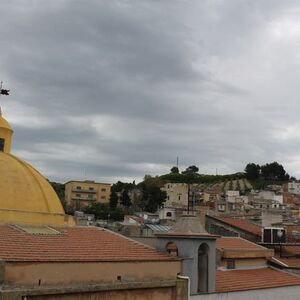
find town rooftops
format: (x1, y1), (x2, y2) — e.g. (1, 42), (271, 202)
(217, 236), (274, 258)
(64, 180), (111, 185)
(216, 268), (300, 293)
(212, 216), (262, 236)
(269, 256), (300, 269)
(217, 236), (266, 250)
(156, 214), (219, 239)
(0, 225), (176, 262)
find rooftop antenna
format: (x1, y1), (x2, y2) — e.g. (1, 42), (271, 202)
(176, 156), (179, 168)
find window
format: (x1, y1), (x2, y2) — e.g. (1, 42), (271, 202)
(88, 194), (93, 199)
(101, 196), (106, 199)
(227, 259), (235, 269)
(76, 194), (81, 197)
(166, 212), (172, 217)
(198, 243), (209, 293)
(178, 195), (181, 200)
(89, 187), (94, 191)
(101, 188), (106, 192)
(0, 138), (4, 152)
(76, 186), (82, 190)
(166, 242), (178, 257)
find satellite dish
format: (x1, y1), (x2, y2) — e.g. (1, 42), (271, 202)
(292, 230), (300, 240)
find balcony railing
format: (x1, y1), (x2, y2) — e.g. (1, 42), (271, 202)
(71, 197), (96, 201)
(72, 188), (97, 194)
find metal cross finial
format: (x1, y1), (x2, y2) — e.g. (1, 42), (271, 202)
(0, 81), (10, 116)
(0, 81), (10, 96)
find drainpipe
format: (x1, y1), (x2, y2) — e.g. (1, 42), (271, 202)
(177, 275), (190, 300)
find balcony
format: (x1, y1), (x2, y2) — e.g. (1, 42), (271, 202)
(72, 188), (97, 194)
(71, 197), (96, 201)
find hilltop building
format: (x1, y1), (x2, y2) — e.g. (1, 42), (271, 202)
(163, 183), (189, 207)
(65, 180), (111, 210)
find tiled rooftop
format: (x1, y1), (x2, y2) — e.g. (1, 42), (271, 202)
(216, 216), (262, 236)
(216, 268), (300, 293)
(283, 245), (300, 256)
(216, 237), (264, 250)
(0, 225), (174, 262)
(270, 256), (300, 268)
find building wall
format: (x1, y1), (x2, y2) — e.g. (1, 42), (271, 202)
(65, 181), (111, 210)
(191, 285), (300, 300)
(218, 258), (268, 269)
(156, 237), (216, 295)
(288, 181), (300, 195)
(159, 207), (176, 221)
(4, 261), (181, 286)
(162, 184), (189, 207)
(26, 287), (180, 300)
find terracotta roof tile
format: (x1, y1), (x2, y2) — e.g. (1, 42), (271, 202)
(216, 237), (265, 250)
(217, 268), (300, 293)
(282, 246), (300, 256)
(216, 217), (262, 236)
(0, 225), (174, 262)
(270, 256), (300, 268)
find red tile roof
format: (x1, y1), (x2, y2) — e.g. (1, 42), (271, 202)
(216, 217), (262, 236)
(0, 225), (174, 262)
(217, 268), (300, 293)
(216, 237), (264, 250)
(270, 256), (300, 268)
(282, 245), (300, 256)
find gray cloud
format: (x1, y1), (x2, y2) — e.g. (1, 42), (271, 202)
(1, 0), (300, 182)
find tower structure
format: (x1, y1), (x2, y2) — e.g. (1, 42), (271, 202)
(156, 214), (218, 295)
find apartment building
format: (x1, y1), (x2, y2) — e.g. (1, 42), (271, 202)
(65, 180), (111, 210)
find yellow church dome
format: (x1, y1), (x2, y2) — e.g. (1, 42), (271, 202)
(0, 114), (13, 131)
(0, 112), (74, 226)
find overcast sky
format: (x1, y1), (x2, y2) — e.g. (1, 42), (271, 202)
(1, 0), (300, 183)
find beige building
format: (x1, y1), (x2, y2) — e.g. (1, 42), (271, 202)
(65, 180), (111, 210)
(162, 183), (189, 207)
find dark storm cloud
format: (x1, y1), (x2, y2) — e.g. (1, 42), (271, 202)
(1, 0), (300, 182)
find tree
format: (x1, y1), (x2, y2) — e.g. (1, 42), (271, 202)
(109, 181), (135, 208)
(260, 162), (289, 181)
(137, 176), (167, 212)
(83, 203), (124, 221)
(182, 165), (199, 175)
(83, 203), (109, 220)
(170, 166), (179, 174)
(50, 181), (68, 211)
(121, 190), (131, 207)
(109, 189), (119, 209)
(141, 185), (167, 212)
(245, 163), (260, 180)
